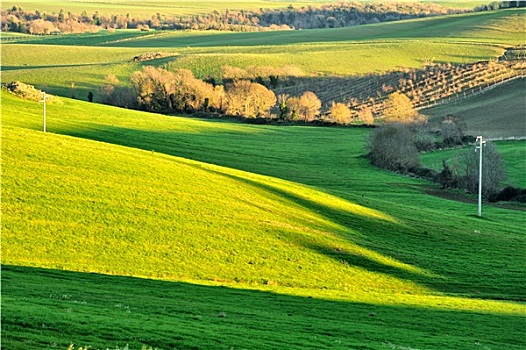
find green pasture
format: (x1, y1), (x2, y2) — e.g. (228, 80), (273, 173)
(2, 90), (525, 348)
(2, 265), (524, 350)
(423, 78), (526, 139)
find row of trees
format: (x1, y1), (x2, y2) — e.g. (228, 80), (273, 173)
(100, 66), (381, 125)
(2, 2), (471, 34)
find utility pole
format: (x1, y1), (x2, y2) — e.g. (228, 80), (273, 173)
(39, 91), (47, 132)
(475, 136), (486, 217)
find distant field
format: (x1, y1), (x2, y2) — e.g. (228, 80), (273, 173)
(2, 89), (525, 349)
(423, 78), (526, 139)
(1, 0), (486, 18)
(1, 0), (314, 17)
(2, 9), (523, 101)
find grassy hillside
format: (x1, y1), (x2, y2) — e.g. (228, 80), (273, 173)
(3, 265), (524, 350)
(423, 78), (526, 139)
(2, 9), (523, 99)
(2, 90), (525, 349)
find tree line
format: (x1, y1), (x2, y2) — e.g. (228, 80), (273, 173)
(99, 66), (381, 125)
(2, 2), (473, 34)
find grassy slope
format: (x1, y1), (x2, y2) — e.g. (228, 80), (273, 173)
(2, 9), (523, 98)
(423, 78), (526, 139)
(2, 91), (525, 348)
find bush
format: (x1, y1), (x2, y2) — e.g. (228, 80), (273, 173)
(367, 123), (419, 171)
(489, 186), (526, 203)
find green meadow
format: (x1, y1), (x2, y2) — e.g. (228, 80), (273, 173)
(2, 89), (525, 349)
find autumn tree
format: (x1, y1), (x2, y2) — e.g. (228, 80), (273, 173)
(383, 91), (426, 124)
(298, 91), (321, 122)
(28, 19), (57, 34)
(284, 96), (301, 121)
(356, 105), (374, 125)
(328, 102), (352, 124)
(224, 80), (276, 117)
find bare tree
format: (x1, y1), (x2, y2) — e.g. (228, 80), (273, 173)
(455, 142), (506, 199)
(441, 114), (466, 146)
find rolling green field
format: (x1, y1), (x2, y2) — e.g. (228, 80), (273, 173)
(2, 3), (526, 349)
(2, 8), (524, 100)
(2, 89), (525, 349)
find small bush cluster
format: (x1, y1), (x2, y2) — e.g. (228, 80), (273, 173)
(489, 186), (526, 203)
(5, 81), (61, 103)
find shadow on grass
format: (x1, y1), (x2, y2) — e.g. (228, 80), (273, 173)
(55, 124), (447, 290)
(197, 167), (439, 284)
(2, 265), (525, 350)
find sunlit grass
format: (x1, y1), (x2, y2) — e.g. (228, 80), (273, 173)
(2, 88), (525, 349)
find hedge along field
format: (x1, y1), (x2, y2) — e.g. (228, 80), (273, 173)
(1, 0), (488, 18)
(2, 90), (526, 349)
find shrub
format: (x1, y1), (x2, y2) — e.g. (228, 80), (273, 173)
(328, 102), (352, 124)
(489, 186), (526, 203)
(367, 123), (419, 171)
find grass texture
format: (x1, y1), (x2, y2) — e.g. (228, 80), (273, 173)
(2, 90), (525, 348)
